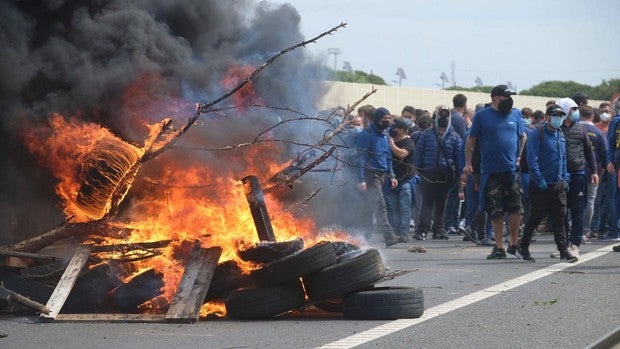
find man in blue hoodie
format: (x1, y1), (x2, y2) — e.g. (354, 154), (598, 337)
(356, 107), (399, 247)
(519, 104), (577, 262)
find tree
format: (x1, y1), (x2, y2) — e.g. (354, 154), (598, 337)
(330, 70), (387, 85)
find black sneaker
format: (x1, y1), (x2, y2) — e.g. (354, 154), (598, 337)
(613, 244), (620, 252)
(506, 245), (522, 259)
(433, 231), (449, 240)
(413, 233), (425, 241)
(486, 246), (506, 259)
(560, 250), (578, 263)
(459, 226), (478, 244)
(520, 248), (535, 262)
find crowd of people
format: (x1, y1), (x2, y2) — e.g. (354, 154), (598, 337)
(332, 85), (620, 261)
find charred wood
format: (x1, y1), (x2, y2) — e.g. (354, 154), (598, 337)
(111, 268), (164, 313)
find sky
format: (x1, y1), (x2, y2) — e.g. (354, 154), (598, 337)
(268, 0), (620, 91)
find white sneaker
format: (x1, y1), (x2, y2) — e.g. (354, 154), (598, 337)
(569, 244), (580, 257)
(550, 250), (560, 258)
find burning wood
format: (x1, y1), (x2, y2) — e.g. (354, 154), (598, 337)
(242, 175), (276, 242)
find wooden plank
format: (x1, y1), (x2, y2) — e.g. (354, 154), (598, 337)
(165, 245), (222, 322)
(53, 313), (166, 322)
(40, 244), (93, 320)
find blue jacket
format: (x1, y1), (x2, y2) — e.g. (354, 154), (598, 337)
(414, 126), (461, 176)
(580, 121), (608, 175)
(527, 124), (568, 186)
(607, 115), (620, 167)
(356, 124), (394, 181)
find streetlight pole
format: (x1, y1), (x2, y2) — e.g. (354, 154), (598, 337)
(327, 48), (341, 71)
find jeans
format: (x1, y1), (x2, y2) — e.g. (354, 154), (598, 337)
(583, 179), (598, 236)
(364, 171), (395, 239)
(385, 180), (413, 237)
(444, 182), (461, 229)
(591, 175), (612, 232)
(411, 176), (422, 225)
(566, 173), (586, 246)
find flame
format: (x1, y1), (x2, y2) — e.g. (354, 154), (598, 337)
(221, 64), (263, 108)
(200, 301), (226, 318)
(21, 72), (359, 314)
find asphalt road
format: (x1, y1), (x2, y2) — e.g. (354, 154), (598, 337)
(1, 233), (618, 349)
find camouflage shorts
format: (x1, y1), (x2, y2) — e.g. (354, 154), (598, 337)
(484, 172), (522, 218)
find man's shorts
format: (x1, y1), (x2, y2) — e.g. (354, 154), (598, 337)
(484, 172), (522, 218)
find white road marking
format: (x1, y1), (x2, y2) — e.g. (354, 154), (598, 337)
(318, 245), (613, 349)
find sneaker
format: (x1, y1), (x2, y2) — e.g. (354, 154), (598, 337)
(600, 232), (620, 242)
(445, 227), (460, 235)
(433, 231), (449, 240)
(568, 244), (580, 257)
(560, 250), (578, 263)
(478, 237), (495, 246)
(385, 234), (399, 247)
(613, 244), (620, 252)
(397, 235), (410, 243)
(506, 245), (522, 259)
(520, 248), (535, 262)
(460, 226), (478, 244)
(486, 246), (506, 259)
(550, 250), (560, 258)
(581, 235), (591, 244)
(413, 233), (425, 241)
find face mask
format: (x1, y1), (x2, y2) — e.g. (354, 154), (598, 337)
(600, 112), (611, 122)
(351, 125), (363, 134)
(570, 110), (580, 122)
(498, 97), (513, 115)
(437, 116), (449, 128)
(550, 116), (564, 129)
(378, 120), (390, 130)
(523, 118), (531, 126)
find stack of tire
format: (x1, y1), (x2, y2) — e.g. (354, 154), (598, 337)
(211, 239), (424, 320)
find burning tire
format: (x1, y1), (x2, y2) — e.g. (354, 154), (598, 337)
(343, 287), (424, 320)
(303, 248), (385, 301)
(225, 281), (305, 320)
(205, 260), (252, 301)
(250, 241), (337, 286)
(237, 237), (304, 264)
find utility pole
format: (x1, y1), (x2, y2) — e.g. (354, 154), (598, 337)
(327, 48), (341, 71)
(450, 61), (456, 88)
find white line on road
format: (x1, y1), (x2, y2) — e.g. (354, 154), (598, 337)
(318, 245), (614, 349)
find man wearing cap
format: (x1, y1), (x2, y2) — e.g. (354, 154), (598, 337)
(519, 105), (576, 262)
(385, 116), (416, 242)
(356, 107), (400, 247)
(463, 84), (527, 259)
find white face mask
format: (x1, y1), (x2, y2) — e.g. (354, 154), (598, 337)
(600, 112), (611, 122)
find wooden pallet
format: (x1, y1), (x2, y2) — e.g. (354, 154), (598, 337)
(40, 242), (221, 323)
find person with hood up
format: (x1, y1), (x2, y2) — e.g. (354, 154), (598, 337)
(554, 97), (598, 258)
(413, 105), (461, 240)
(356, 107), (400, 247)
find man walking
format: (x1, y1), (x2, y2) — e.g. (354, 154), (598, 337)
(463, 84), (527, 259)
(519, 105), (577, 262)
(357, 107), (399, 247)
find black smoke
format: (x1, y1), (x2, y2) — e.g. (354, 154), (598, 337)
(0, 0), (337, 243)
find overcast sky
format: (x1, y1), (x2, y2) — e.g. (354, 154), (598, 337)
(268, 0), (620, 91)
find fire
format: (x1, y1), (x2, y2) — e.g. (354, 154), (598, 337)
(221, 64), (263, 108)
(21, 68), (355, 315)
(200, 301), (226, 318)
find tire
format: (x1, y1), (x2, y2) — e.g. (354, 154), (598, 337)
(343, 286), (424, 320)
(237, 238), (304, 264)
(205, 260), (252, 301)
(250, 241), (337, 286)
(225, 281), (305, 319)
(303, 248), (385, 301)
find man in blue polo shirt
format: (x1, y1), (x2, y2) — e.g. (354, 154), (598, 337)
(463, 84), (527, 259)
